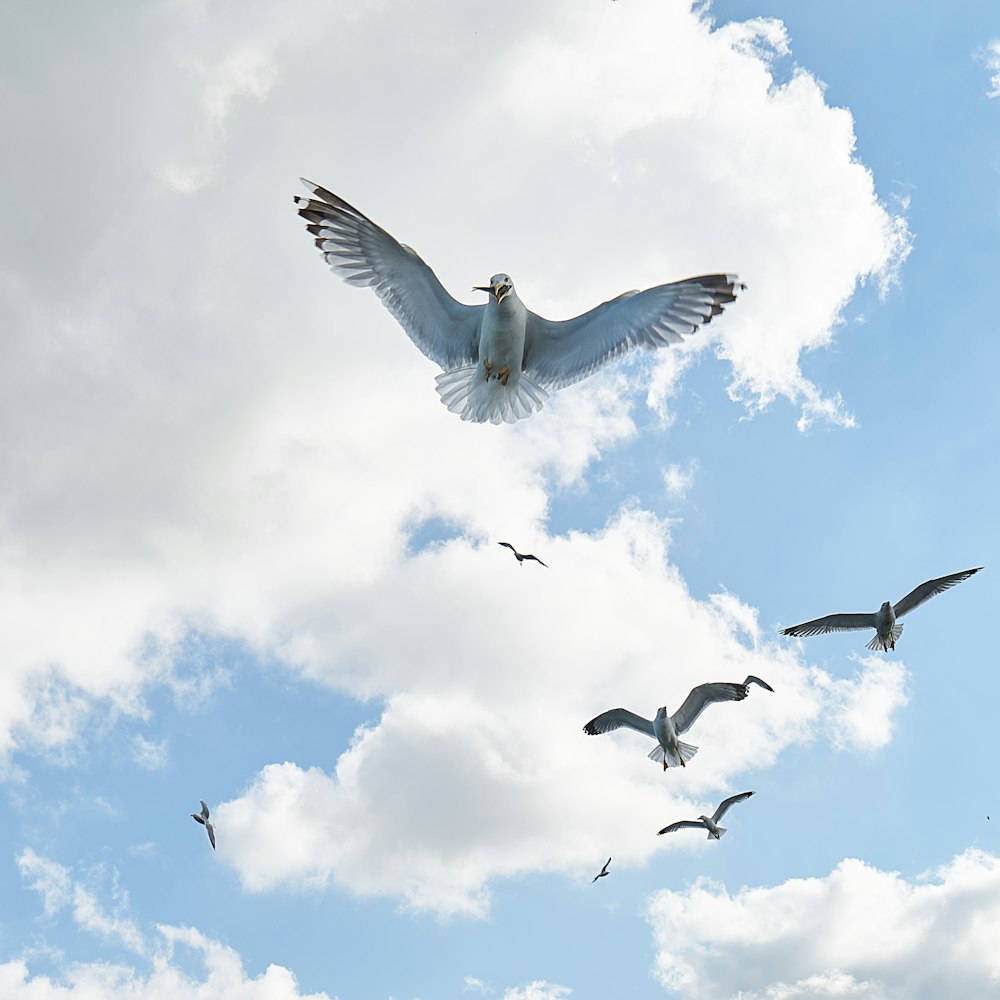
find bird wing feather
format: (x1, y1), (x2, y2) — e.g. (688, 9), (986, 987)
(670, 682), (747, 735)
(780, 612), (875, 637)
(583, 708), (655, 738)
(295, 180), (482, 369)
(893, 567), (983, 618)
(711, 791), (755, 823)
(521, 274), (742, 390)
(657, 819), (706, 835)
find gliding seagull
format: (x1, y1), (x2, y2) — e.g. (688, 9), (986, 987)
(498, 542), (548, 567)
(191, 800), (216, 850)
(592, 857), (612, 883)
(780, 567), (982, 652)
(583, 676), (773, 770)
(657, 790), (755, 839)
(294, 181), (743, 424)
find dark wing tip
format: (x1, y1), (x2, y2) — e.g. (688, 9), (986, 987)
(744, 675), (774, 692)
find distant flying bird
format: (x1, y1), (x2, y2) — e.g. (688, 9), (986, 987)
(592, 857), (612, 883)
(191, 800), (216, 850)
(657, 790), (755, 839)
(780, 567), (982, 652)
(498, 542), (548, 567)
(583, 676), (773, 770)
(294, 180), (743, 424)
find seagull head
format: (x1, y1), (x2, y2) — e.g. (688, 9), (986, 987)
(880, 600), (892, 612)
(473, 273), (514, 304)
(655, 706), (668, 719)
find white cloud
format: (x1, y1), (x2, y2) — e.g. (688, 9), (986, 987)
(646, 849), (1000, 999)
(0, 0), (911, 917)
(0, 923), (336, 999)
(18, 850), (145, 955)
(812, 656), (909, 752)
(981, 40), (1000, 98)
(216, 509), (906, 916)
(501, 983), (572, 1000)
(662, 460), (698, 500)
(132, 735), (169, 771)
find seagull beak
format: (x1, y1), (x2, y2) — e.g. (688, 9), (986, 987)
(493, 281), (511, 303)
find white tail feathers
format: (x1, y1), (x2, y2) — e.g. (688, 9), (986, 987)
(647, 740), (699, 767)
(867, 623), (904, 652)
(709, 826), (726, 840)
(435, 365), (548, 424)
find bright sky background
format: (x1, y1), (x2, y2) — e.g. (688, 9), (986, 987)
(2, 1), (999, 998)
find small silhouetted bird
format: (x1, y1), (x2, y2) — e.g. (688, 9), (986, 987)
(592, 857), (611, 883)
(498, 542), (548, 567)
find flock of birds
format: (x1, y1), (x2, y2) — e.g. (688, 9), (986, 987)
(190, 182), (983, 875)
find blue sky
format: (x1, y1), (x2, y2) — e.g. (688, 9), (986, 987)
(2, 1), (999, 998)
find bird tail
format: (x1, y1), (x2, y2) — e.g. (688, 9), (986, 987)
(435, 365), (548, 424)
(647, 741), (699, 766)
(709, 827), (726, 840)
(866, 623), (903, 651)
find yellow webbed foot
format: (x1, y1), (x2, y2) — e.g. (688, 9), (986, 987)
(498, 366), (510, 385)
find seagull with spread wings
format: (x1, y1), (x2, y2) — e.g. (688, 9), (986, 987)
(657, 791), (755, 839)
(294, 181), (743, 424)
(780, 567), (982, 652)
(592, 857), (612, 883)
(498, 542), (548, 567)
(191, 800), (216, 851)
(583, 675), (773, 770)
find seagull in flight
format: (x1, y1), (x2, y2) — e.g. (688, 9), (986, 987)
(592, 857), (612, 883)
(657, 791), (755, 839)
(294, 180), (743, 424)
(498, 542), (548, 567)
(583, 676), (773, 770)
(780, 567), (982, 652)
(191, 800), (216, 850)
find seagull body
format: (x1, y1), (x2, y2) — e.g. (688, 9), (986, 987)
(592, 857), (612, 883)
(498, 542), (547, 567)
(780, 567), (982, 652)
(191, 800), (216, 850)
(658, 790), (755, 839)
(294, 180), (743, 424)
(583, 675), (772, 770)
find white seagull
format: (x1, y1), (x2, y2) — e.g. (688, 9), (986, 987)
(294, 180), (743, 424)
(191, 800), (216, 850)
(583, 675), (773, 770)
(780, 567), (982, 652)
(657, 790), (755, 839)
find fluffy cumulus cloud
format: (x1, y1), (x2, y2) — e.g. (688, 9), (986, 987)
(646, 849), (1000, 999)
(0, 925), (335, 999)
(0, 0), (909, 915)
(216, 509), (906, 917)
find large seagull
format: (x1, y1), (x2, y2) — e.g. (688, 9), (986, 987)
(780, 567), (982, 652)
(294, 180), (743, 424)
(583, 676), (773, 770)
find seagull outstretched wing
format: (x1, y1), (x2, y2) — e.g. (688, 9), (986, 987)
(780, 612), (876, 638)
(522, 274), (743, 390)
(670, 682), (749, 735)
(583, 708), (655, 738)
(893, 567), (983, 618)
(294, 181), (482, 369)
(711, 790), (755, 823)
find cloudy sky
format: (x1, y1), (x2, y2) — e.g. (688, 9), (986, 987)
(2, 0), (999, 997)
